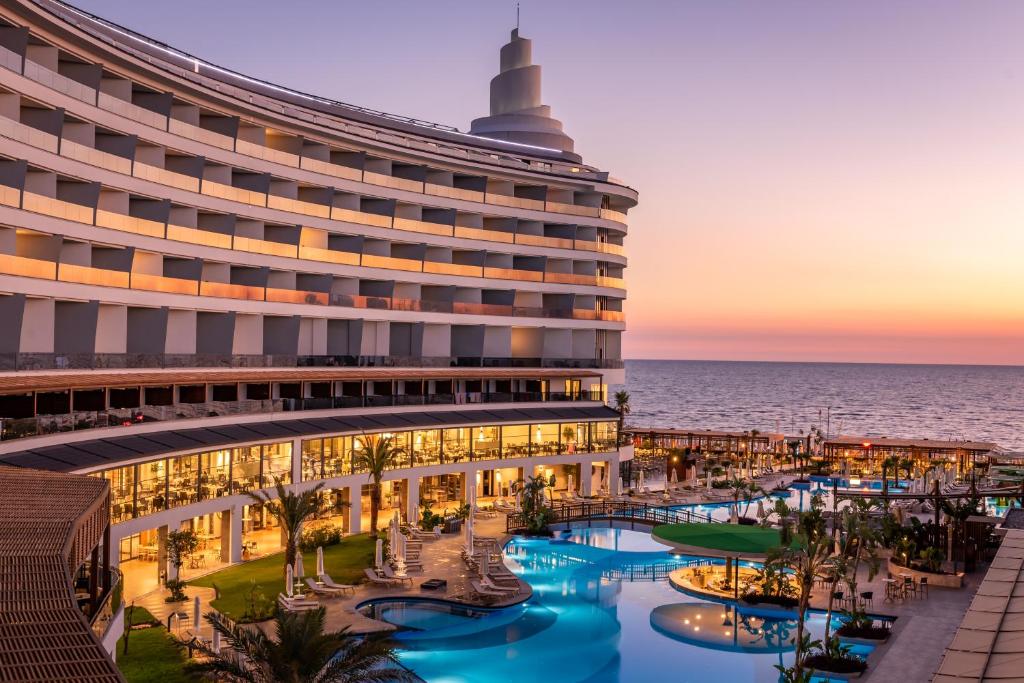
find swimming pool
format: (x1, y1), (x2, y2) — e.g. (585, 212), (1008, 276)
(376, 527), (874, 682)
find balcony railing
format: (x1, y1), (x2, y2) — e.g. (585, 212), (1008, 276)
(89, 568), (123, 641)
(0, 391), (603, 442)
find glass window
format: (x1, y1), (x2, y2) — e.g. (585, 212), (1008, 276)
(262, 441), (293, 485)
(200, 449), (231, 500)
(472, 425), (501, 461)
(301, 439), (323, 481)
(168, 454), (199, 508)
(99, 466), (135, 523)
(561, 423), (589, 454)
(232, 446), (261, 493)
(323, 436), (352, 478)
(502, 425), (530, 459)
(136, 459), (167, 516)
(592, 422), (618, 452)
(385, 432), (412, 470)
(532, 423), (561, 456)
(412, 429), (442, 467)
(442, 428), (471, 464)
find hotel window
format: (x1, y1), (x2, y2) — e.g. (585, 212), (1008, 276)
(532, 423), (561, 456)
(168, 454), (199, 508)
(232, 446), (261, 493)
(502, 425), (530, 458)
(387, 432), (412, 470)
(442, 428), (471, 464)
(324, 436), (353, 478)
(592, 422), (618, 452)
(199, 449), (231, 500)
(101, 466), (135, 523)
(301, 439), (323, 480)
(473, 425), (501, 461)
(412, 429), (442, 467)
(560, 423), (589, 454)
(262, 442), (293, 485)
(136, 459), (167, 516)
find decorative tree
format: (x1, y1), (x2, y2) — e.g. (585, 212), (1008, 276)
(165, 529), (199, 602)
(248, 477), (324, 579)
(351, 434), (405, 534)
(613, 390), (630, 445)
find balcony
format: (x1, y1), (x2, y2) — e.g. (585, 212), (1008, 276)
(0, 391), (604, 443)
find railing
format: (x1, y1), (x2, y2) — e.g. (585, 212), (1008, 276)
(89, 567), (123, 640)
(0, 391), (604, 442)
(0, 352), (623, 372)
(506, 501), (714, 533)
(602, 558), (713, 582)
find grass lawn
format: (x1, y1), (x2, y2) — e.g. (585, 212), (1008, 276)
(190, 533), (375, 620)
(117, 622), (199, 683)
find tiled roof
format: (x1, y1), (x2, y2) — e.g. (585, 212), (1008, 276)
(0, 404), (620, 472)
(933, 529), (1024, 682)
(825, 436), (999, 452)
(0, 466), (122, 682)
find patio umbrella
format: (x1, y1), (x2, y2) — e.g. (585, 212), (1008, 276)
(316, 546), (324, 577)
(374, 538), (383, 570)
(756, 500), (766, 520)
(294, 553), (304, 580)
(728, 465), (734, 481)
(670, 468), (679, 485)
(617, 475), (624, 495)
(638, 470), (645, 491)
(480, 548), (489, 578)
(192, 595), (201, 631)
(707, 471), (713, 492)
(464, 512), (474, 552)
(568, 474), (575, 495)
(286, 564), (294, 596)
(514, 489), (522, 510)
(212, 629), (221, 654)
(729, 505), (739, 524)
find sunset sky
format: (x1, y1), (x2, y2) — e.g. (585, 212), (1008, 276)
(74, 0), (1024, 365)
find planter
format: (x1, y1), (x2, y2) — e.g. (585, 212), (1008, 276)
(808, 667), (863, 680)
(805, 656), (867, 678)
(887, 557), (964, 588)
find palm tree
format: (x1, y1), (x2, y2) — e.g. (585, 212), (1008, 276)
(194, 608), (415, 682)
(248, 477), (323, 578)
(352, 434), (406, 534)
(613, 390), (630, 444)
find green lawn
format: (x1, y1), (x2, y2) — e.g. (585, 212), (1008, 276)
(653, 523), (801, 555)
(117, 624), (199, 683)
(190, 534), (375, 620)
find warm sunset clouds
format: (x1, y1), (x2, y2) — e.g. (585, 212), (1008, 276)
(76, 0), (1024, 365)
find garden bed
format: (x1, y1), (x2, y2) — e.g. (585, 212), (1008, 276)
(806, 654), (867, 677)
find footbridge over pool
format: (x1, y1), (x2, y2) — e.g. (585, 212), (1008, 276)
(505, 501), (716, 534)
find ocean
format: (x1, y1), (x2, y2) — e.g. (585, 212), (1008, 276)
(619, 360), (1024, 451)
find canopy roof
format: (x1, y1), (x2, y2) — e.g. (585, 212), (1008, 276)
(653, 523), (797, 559)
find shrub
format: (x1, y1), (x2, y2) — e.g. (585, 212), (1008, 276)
(741, 592), (799, 608)
(298, 525), (344, 553)
(164, 579), (187, 603)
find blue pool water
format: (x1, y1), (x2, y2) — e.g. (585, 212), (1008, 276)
(378, 527), (875, 683)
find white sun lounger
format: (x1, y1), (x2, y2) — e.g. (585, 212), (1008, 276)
(318, 573), (357, 594)
(278, 593), (318, 612)
(305, 577), (345, 598)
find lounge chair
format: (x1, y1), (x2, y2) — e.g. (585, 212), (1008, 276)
(470, 579), (509, 600)
(480, 576), (519, 593)
(363, 567), (401, 587)
(305, 577), (345, 598)
(278, 593), (318, 612)
(381, 565), (414, 586)
(319, 573), (357, 594)
(474, 505), (497, 518)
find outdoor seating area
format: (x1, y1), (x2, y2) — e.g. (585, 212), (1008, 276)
(883, 573), (930, 603)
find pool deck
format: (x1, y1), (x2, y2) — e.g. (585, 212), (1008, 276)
(316, 514), (531, 635)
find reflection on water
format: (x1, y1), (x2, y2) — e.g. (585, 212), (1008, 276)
(390, 527), (874, 683)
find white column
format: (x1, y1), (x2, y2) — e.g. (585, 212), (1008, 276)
(228, 504), (243, 563)
(158, 524), (173, 581)
(608, 460), (621, 495)
(406, 475), (420, 524)
(347, 485), (362, 535)
(291, 437), (303, 484)
(464, 467), (477, 505)
(581, 462), (594, 496)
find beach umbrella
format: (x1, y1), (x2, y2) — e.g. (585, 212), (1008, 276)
(286, 564), (294, 596)
(568, 474), (575, 495)
(316, 546), (325, 577)
(729, 505), (739, 524)
(707, 471), (713, 492)
(670, 468), (679, 485)
(728, 465), (735, 481)
(192, 595), (201, 631)
(294, 553), (304, 580)
(756, 500), (765, 520)
(212, 629), (221, 654)
(638, 470), (645, 491)
(374, 538), (383, 570)
(617, 475), (624, 496)
(480, 548), (489, 578)
(514, 489), (522, 510)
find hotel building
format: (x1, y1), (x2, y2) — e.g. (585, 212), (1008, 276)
(0, 0), (635, 668)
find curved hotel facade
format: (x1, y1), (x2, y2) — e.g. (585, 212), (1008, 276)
(0, 0), (636, 667)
